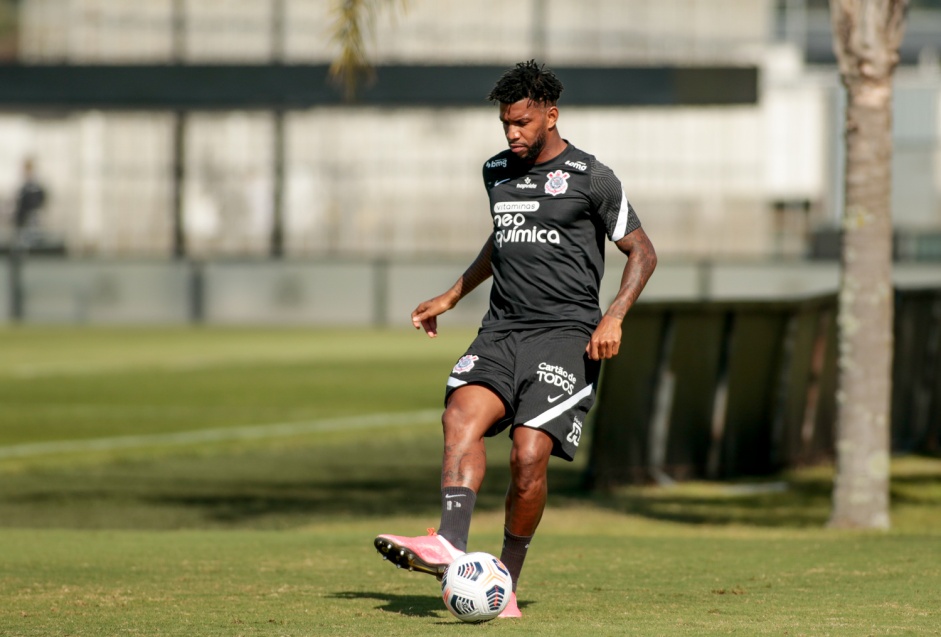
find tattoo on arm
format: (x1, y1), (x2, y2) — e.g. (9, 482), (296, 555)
(606, 228), (657, 321)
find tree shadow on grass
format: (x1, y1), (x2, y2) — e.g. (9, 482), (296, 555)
(15, 459), (937, 531)
(6, 423), (937, 531)
(581, 475), (834, 528)
(575, 457), (941, 528)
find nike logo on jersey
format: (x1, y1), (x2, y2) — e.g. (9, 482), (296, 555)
(547, 394), (565, 403)
(494, 178), (511, 186)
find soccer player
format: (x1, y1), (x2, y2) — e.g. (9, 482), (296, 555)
(375, 60), (657, 619)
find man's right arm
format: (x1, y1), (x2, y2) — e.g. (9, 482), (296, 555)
(411, 234), (494, 337)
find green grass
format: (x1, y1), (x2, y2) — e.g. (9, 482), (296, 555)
(4, 520), (939, 637)
(0, 326), (472, 445)
(1, 327), (940, 636)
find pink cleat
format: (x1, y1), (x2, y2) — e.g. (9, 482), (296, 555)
(498, 592), (521, 618)
(374, 528), (465, 579)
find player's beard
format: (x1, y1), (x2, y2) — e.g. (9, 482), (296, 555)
(521, 128), (547, 162)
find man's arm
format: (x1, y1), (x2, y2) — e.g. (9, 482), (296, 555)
(586, 226), (657, 360)
(411, 233), (494, 338)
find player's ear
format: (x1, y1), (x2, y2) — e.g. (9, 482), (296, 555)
(545, 105), (559, 130)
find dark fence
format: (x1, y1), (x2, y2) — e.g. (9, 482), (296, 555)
(893, 288), (941, 455)
(587, 288), (941, 487)
(0, 64), (758, 109)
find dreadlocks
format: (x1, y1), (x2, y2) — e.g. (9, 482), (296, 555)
(487, 60), (564, 106)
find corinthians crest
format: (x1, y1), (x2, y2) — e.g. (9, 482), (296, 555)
(544, 170), (570, 196)
(452, 354), (478, 374)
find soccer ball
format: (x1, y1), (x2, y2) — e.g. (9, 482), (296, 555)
(440, 552), (513, 623)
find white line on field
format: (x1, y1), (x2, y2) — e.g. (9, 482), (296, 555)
(0, 409), (442, 459)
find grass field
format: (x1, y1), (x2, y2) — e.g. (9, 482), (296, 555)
(1, 327), (939, 636)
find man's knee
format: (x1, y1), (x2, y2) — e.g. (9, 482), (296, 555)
(441, 402), (482, 441)
(442, 385), (505, 439)
(510, 428), (553, 482)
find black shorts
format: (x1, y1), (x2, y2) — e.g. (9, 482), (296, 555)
(444, 327), (601, 461)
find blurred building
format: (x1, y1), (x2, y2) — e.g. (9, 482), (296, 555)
(0, 0), (939, 261)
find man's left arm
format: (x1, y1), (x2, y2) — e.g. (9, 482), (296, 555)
(586, 226), (657, 361)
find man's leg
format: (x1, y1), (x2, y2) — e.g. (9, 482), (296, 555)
(497, 425), (554, 618)
(375, 385), (505, 577)
(436, 385), (505, 549)
(505, 426), (554, 538)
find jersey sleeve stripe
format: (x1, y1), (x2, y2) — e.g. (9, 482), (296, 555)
(611, 190), (631, 241)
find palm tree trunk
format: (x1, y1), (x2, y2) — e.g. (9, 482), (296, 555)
(830, 76), (894, 529)
(828, 0), (908, 529)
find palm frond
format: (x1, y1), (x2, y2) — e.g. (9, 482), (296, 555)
(329, 0), (408, 101)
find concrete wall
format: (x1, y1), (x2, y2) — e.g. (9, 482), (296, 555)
(18, 259), (191, 323)
(5, 257), (941, 326)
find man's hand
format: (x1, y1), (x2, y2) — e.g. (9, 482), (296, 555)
(586, 314), (623, 360)
(412, 235), (495, 338)
(411, 293), (458, 338)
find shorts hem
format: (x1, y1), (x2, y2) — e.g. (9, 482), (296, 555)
(444, 379), (515, 436)
(510, 422), (577, 462)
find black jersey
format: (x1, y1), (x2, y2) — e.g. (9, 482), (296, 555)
(480, 142), (641, 333)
